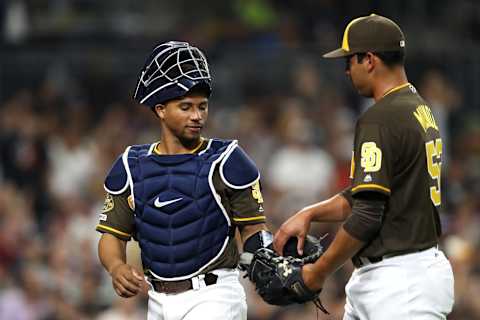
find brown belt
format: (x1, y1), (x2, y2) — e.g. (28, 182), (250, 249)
(151, 273), (218, 294)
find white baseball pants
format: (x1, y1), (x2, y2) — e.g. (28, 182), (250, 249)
(147, 269), (247, 320)
(343, 247), (454, 320)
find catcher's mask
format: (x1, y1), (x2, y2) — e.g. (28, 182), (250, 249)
(133, 41), (212, 107)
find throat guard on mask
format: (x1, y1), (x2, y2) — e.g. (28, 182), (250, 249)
(104, 138), (260, 280)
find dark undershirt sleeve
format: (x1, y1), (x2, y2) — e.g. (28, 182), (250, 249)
(343, 192), (387, 242)
(340, 186), (354, 208)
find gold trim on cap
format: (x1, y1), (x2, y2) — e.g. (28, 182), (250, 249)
(341, 15), (370, 52)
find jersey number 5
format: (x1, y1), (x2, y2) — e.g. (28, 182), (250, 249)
(425, 138), (442, 206)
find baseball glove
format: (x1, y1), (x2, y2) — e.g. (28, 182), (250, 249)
(247, 235), (329, 314)
(282, 234), (325, 263)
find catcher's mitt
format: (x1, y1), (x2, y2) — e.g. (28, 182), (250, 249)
(247, 235), (329, 314)
(282, 234), (325, 263)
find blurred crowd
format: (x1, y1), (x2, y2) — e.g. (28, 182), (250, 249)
(1, 1), (480, 320)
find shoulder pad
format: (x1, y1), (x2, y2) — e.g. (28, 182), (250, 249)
(211, 138), (234, 145)
(104, 152), (129, 195)
(199, 138), (234, 156)
(220, 145), (260, 189)
(130, 143), (153, 157)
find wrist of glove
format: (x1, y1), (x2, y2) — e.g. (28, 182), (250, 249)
(248, 249), (316, 302)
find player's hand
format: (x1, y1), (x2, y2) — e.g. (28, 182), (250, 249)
(274, 209), (313, 256)
(110, 263), (144, 298)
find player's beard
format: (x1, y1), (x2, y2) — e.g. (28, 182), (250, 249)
(160, 122), (202, 150)
(178, 127), (203, 147)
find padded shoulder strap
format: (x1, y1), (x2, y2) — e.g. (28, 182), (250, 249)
(104, 150), (129, 195)
(220, 144), (260, 189)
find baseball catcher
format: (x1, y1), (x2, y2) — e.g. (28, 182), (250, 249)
(97, 41), (273, 320)
(240, 234), (329, 314)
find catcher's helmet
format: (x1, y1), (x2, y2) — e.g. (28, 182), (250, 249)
(133, 41), (212, 107)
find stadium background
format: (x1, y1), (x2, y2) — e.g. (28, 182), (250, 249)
(0, 1), (479, 319)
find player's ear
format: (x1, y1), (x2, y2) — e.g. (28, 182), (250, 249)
(154, 104), (166, 119)
(366, 52), (376, 73)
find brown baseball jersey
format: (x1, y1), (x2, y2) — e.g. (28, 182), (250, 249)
(96, 140), (266, 273)
(349, 83), (442, 258)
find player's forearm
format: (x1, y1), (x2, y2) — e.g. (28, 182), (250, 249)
(316, 226), (364, 274)
(98, 233), (128, 273)
(303, 227), (364, 291)
(303, 194), (352, 223)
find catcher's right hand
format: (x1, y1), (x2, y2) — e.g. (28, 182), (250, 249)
(110, 263), (144, 298)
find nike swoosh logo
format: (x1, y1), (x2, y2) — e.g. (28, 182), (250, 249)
(154, 197), (183, 208)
